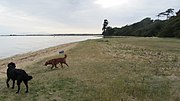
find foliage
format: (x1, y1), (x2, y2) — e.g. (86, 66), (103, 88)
(157, 8), (174, 19)
(102, 19), (109, 35)
(104, 9), (180, 38)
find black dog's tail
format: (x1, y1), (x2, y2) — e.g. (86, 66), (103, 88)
(22, 70), (33, 81)
(27, 76), (33, 81)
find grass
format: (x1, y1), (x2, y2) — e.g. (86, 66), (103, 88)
(0, 37), (180, 101)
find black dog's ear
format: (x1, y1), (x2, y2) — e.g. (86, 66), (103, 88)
(8, 62), (16, 68)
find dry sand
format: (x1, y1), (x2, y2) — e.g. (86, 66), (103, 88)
(0, 42), (78, 77)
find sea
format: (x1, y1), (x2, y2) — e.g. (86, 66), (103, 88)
(0, 36), (101, 59)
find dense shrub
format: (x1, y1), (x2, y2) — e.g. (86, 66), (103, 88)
(104, 14), (180, 38)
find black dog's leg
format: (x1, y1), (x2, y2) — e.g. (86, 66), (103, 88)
(23, 81), (29, 93)
(6, 78), (10, 88)
(12, 80), (15, 89)
(16, 80), (22, 94)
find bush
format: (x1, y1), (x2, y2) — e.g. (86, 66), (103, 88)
(104, 15), (180, 38)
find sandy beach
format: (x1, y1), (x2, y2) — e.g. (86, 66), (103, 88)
(0, 42), (78, 77)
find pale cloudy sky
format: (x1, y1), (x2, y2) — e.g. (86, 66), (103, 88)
(0, 0), (179, 34)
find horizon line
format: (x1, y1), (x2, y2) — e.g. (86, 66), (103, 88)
(0, 33), (102, 36)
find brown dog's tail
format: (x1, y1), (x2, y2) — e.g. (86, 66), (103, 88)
(64, 54), (67, 59)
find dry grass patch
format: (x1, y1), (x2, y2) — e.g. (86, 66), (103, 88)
(0, 37), (179, 101)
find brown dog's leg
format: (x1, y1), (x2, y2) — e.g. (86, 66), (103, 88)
(64, 62), (69, 67)
(55, 64), (58, 68)
(60, 63), (63, 68)
(51, 64), (54, 69)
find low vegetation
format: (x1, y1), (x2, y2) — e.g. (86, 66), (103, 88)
(0, 37), (180, 101)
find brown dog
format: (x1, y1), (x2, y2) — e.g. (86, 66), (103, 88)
(45, 54), (69, 69)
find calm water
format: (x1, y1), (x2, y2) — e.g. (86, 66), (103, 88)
(0, 36), (101, 59)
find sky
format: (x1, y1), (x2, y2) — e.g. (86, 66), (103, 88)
(0, 0), (179, 34)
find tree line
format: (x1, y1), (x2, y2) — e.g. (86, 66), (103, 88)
(102, 9), (180, 38)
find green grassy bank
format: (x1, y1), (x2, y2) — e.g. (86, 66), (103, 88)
(0, 37), (180, 101)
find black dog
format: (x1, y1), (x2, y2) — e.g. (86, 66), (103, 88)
(6, 62), (33, 93)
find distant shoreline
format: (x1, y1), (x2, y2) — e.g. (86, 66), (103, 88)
(0, 35), (102, 59)
(0, 34), (102, 36)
